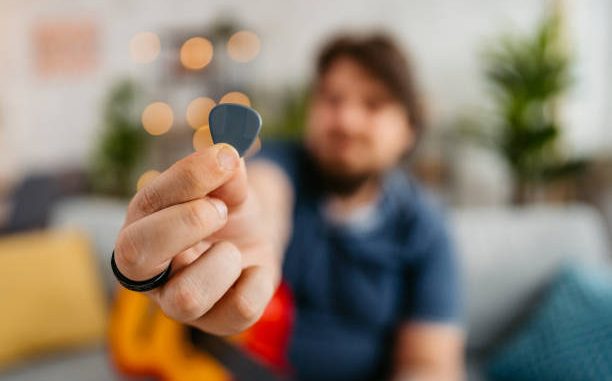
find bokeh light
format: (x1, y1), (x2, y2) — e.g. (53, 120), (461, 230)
(219, 91), (251, 107)
(186, 97), (216, 129)
(129, 32), (160, 64)
(141, 102), (174, 135)
(136, 170), (161, 191)
(180, 37), (213, 70)
(192, 125), (214, 152)
(227, 30), (261, 63)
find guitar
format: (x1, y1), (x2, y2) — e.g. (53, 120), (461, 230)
(108, 282), (294, 381)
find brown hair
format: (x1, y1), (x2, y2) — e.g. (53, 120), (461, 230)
(315, 33), (426, 137)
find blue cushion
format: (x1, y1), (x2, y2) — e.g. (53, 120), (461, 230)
(487, 263), (612, 381)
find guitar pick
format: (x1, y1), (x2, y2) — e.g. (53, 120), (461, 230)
(209, 103), (262, 157)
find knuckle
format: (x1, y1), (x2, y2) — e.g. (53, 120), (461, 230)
(114, 228), (142, 269)
(192, 318), (239, 337)
(232, 291), (262, 324)
(178, 152), (226, 191)
(167, 280), (205, 322)
(215, 241), (242, 272)
(136, 184), (163, 215)
(177, 158), (206, 193)
(182, 199), (209, 231)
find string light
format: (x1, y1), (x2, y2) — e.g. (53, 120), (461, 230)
(130, 32), (160, 64)
(227, 30), (261, 63)
(186, 97), (216, 129)
(219, 91), (251, 107)
(141, 102), (173, 135)
(136, 170), (161, 191)
(192, 125), (214, 152)
(180, 37), (213, 70)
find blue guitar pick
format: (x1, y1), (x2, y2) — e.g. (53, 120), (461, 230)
(209, 103), (262, 157)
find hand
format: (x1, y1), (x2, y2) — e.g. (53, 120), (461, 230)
(113, 144), (281, 335)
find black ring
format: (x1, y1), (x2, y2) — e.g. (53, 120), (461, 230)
(111, 250), (172, 292)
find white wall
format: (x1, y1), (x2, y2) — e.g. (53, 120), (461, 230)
(0, 0), (610, 180)
(563, 0), (612, 155)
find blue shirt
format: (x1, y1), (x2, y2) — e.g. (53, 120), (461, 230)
(254, 141), (462, 381)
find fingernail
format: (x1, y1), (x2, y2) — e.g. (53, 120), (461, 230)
(208, 198), (227, 219)
(217, 144), (239, 170)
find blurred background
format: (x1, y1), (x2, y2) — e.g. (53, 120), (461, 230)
(0, 0), (611, 380)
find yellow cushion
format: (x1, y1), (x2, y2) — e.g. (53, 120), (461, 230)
(0, 229), (107, 369)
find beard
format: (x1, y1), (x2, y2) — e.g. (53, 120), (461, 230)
(309, 154), (382, 196)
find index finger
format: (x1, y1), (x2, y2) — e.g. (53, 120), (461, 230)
(125, 143), (242, 225)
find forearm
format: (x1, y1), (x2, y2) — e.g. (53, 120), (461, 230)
(392, 365), (463, 381)
(393, 323), (465, 381)
(246, 161), (294, 279)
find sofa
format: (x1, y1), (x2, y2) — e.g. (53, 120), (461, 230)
(452, 205), (611, 379)
(0, 196), (610, 381)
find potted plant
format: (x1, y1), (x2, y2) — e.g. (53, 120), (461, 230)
(483, 5), (586, 203)
(90, 80), (149, 198)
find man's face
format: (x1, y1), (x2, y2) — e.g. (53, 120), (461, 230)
(306, 57), (414, 182)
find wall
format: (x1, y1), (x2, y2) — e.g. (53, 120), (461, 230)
(0, 0), (609, 181)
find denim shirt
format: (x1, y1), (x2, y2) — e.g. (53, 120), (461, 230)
(253, 141), (462, 381)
